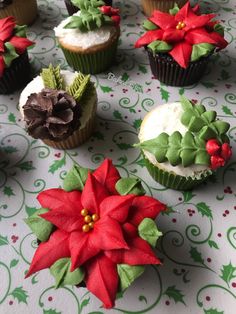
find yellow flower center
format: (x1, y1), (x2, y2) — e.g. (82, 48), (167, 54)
(81, 209), (100, 232)
(176, 21), (186, 30)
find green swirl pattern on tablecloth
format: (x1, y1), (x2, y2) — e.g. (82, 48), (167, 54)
(0, 0), (236, 313)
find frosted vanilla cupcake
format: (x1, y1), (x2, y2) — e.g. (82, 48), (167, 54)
(54, 0), (120, 74)
(135, 98), (232, 190)
(19, 65), (97, 149)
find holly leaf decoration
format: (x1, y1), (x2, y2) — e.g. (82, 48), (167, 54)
(113, 110), (122, 120)
(121, 72), (129, 82)
(164, 286), (186, 304)
(3, 42), (18, 67)
(16, 161), (35, 171)
(50, 258), (84, 288)
(100, 85), (113, 93)
(49, 157), (66, 174)
(196, 202), (213, 219)
(66, 73), (91, 102)
(0, 235), (8, 246)
(3, 186), (15, 197)
(138, 218), (162, 247)
(161, 206), (175, 216)
(10, 259), (19, 268)
(25, 205), (38, 217)
(189, 247), (204, 264)
(2, 146), (17, 154)
(133, 119), (142, 130)
(116, 178), (145, 196)
(117, 264), (145, 291)
(204, 308), (224, 314)
(71, 0), (105, 10)
(8, 113), (16, 123)
(43, 309), (61, 314)
(138, 64), (147, 74)
(80, 298), (90, 311)
(41, 64), (63, 90)
(220, 262), (236, 287)
(182, 191), (195, 202)
(160, 87), (169, 102)
(220, 69), (230, 80)
(208, 240), (219, 250)
(63, 164), (89, 192)
(10, 287), (28, 304)
(222, 105), (233, 116)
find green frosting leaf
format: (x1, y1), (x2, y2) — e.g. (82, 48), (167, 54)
(71, 0), (105, 10)
(191, 43), (215, 62)
(169, 3), (180, 15)
(3, 43), (18, 67)
(211, 121), (230, 135)
(143, 20), (158, 31)
(214, 23), (224, 36)
(199, 126), (217, 140)
(14, 25), (27, 37)
(138, 218), (162, 247)
(24, 208), (54, 242)
(117, 264), (145, 292)
(115, 178), (146, 196)
(147, 40), (172, 53)
(66, 73), (91, 102)
(50, 258), (84, 288)
(63, 164), (90, 191)
(41, 64), (64, 90)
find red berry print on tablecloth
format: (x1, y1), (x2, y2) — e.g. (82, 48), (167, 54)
(48, 296), (53, 302)
(206, 296), (211, 301)
(11, 235), (18, 243)
(165, 301), (170, 306)
(232, 283), (236, 288)
(9, 301), (13, 305)
(224, 186), (233, 194)
(54, 153), (61, 158)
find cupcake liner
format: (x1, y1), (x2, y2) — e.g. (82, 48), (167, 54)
(60, 37), (119, 74)
(42, 102), (97, 150)
(143, 155), (213, 190)
(0, 52), (31, 94)
(64, 0), (113, 16)
(147, 48), (211, 87)
(141, 0), (187, 16)
(0, 0), (37, 25)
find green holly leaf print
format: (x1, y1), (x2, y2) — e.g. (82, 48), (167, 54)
(204, 308), (224, 314)
(0, 235), (9, 246)
(17, 161), (35, 171)
(10, 287), (28, 304)
(201, 82), (216, 88)
(220, 262), (236, 287)
(2, 146), (18, 154)
(92, 131), (104, 140)
(10, 259), (19, 268)
(220, 69), (230, 80)
(122, 72), (129, 82)
(179, 87), (185, 95)
(164, 286), (186, 304)
(138, 64), (147, 74)
(43, 309), (61, 314)
(196, 202), (213, 219)
(222, 105), (233, 116)
(8, 112), (16, 123)
(161, 206), (175, 216)
(160, 87), (169, 102)
(113, 110), (123, 121)
(80, 297), (90, 310)
(49, 157), (66, 174)
(133, 119), (142, 130)
(25, 205), (38, 217)
(3, 186), (15, 197)
(136, 158), (146, 167)
(190, 247), (204, 264)
(208, 240), (219, 250)
(182, 191), (195, 202)
(100, 85), (113, 93)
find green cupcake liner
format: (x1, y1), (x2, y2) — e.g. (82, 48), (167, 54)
(60, 38), (119, 74)
(143, 155), (213, 191)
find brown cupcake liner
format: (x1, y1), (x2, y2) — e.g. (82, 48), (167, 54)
(141, 0), (187, 16)
(0, 52), (31, 94)
(146, 48), (211, 87)
(42, 103), (97, 150)
(143, 155), (213, 191)
(64, 0), (113, 16)
(0, 0), (37, 25)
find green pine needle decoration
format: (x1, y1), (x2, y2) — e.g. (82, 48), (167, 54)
(66, 73), (91, 102)
(41, 64), (64, 90)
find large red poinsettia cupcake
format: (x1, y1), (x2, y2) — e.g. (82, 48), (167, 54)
(25, 159), (166, 309)
(135, 2), (228, 86)
(0, 16), (34, 93)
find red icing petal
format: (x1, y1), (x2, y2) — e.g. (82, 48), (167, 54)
(105, 236), (161, 265)
(0, 16), (15, 42)
(169, 41), (193, 68)
(162, 28), (185, 43)
(92, 158), (121, 195)
(135, 29), (164, 48)
(192, 4), (200, 14)
(85, 253), (118, 309)
(99, 194), (135, 222)
(208, 31), (228, 49)
(25, 230), (70, 277)
(40, 209), (84, 233)
(9, 36), (34, 54)
(122, 222), (138, 238)
(221, 143), (232, 161)
(0, 40), (4, 52)
(70, 231), (100, 270)
(210, 155), (225, 170)
(175, 2), (191, 22)
(128, 195), (166, 226)
(185, 28), (218, 45)
(37, 188), (83, 213)
(0, 56), (5, 77)
(206, 139), (221, 156)
(93, 216), (129, 250)
(149, 11), (176, 30)
(184, 14), (216, 31)
(81, 173), (110, 214)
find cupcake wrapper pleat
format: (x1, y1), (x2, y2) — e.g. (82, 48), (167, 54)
(141, 0), (187, 15)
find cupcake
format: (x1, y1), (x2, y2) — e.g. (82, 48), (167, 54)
(0, 16), (34, 94)
(135, 2), (228, 86)
(24, 158), (166, 309)
(141, 0), (187, 16)
(19, 65), (97, 149)
(0, 0), (37, 25)
(54, 0), (120, 74)
(135, 98), (232, 190)
(64, 0), (113, 16)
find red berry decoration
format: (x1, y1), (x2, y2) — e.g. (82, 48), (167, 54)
(210, 155), (225, 170)
(206, 139), (221, 156)
(111, 15), (121, 26)
(221, 143), (232, 161)
(100, 5), (111, 15)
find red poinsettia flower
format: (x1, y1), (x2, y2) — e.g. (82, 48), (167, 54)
(0, 16), (34, 77)
(135, 2), (228, 68)
(26, 159), (166, 308)
(206, 139), (232, 170)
